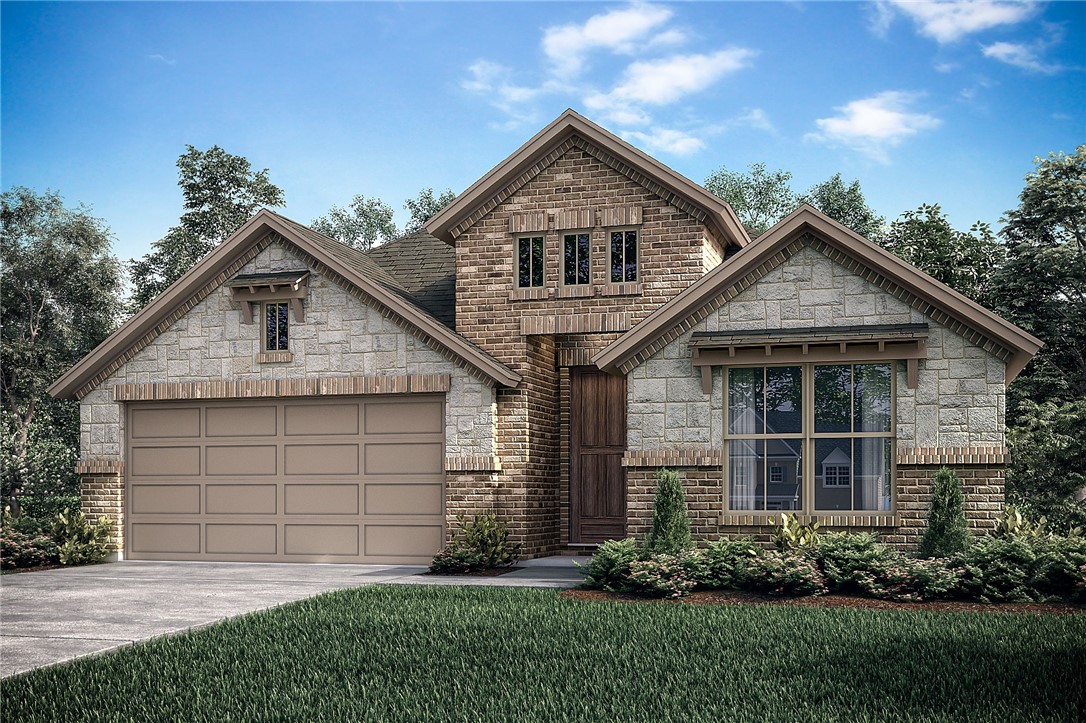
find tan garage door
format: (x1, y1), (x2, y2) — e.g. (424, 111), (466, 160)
(125, 396), (445, 563)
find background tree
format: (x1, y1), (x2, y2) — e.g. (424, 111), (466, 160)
(129, 145), (284, 308)
(311, 194), (397, 250)
(1, 188), (124, 515)
(878, 204), (1005, 301)
(704, 162), (798, 235)
(403, 188), (456, 234)
(801, 173), (886, 241)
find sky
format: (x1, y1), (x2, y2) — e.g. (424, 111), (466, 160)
(2, 1), (1084, 262)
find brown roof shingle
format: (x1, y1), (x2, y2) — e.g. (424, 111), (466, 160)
(364, 232), (456, 328)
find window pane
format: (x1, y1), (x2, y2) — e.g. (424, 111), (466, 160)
(765, 366), (802, 434)
(766, 439), (802, 510)
(610, 231), (623, 283)
(276, 303), (289, 350)
(854, 438), (892, 511)
(518, 237), (531, 287)
(577, 233), (590, 285)
(854, 363), (892, 432)
(728, 367), (764, 434)
(729, 439), (765, 511)
(563, 235), (577, 286)
(814, 438), (852, 510)
(624, 230), (637, 281)
(814, 365), (852, 433)
(530, 237), (544, 287)
(265, 303), (276, 351)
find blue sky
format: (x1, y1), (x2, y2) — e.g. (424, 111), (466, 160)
(3, 1), (1083, 261)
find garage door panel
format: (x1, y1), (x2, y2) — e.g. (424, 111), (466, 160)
(206, 406), (277, 437)
(285, 403), (359, 436)
(130, 407), (200, 439)
(205, 484), (277, 515)
(285, 524), (359, 556)
(365, 401), (442, 434)
(284, 444), (359, 475)
(365, 484), (442, 515)
(130, 447), (201, 477)
(364, 443), (442, 475)
(206, 524), (277, 555)
(205, 446), (277, 476)
(285, 484), (359, 515)
(131, 523), (201, 554)
(365, 525), (442, 557)
(131, 484), (200, 515)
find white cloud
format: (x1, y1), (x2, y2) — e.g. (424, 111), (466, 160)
(807, 91), (941, 163)
(982, 40), (1062, 73)
(462, 60), (550, 127)
(542, 3), (680, 77)
(934, 61), (960, 73)
(876, 1), (1039, 43)
(622, 127), (705, 155)
(148, 54), (176, 66)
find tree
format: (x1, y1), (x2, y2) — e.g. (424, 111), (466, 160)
(801, 173), (885, 241)
(129, 145), (284, 308)
(311, 194), (397, 251)
(918, 467), (970, 558)
(404, 188), (456, 235)
(1, 188), (124, 514)
(643, 468), (692, 555)
(704, 163), (798, 235)
(879, 204), (1005, 301)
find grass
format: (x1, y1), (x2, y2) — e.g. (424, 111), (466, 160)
(4, 586), (1084, 722)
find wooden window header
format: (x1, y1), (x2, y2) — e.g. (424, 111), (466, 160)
(227, 270), (309, 324)
(689, 323), (929, 392)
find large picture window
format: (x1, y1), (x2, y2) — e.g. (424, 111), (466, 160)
(725, 363), (893, 513)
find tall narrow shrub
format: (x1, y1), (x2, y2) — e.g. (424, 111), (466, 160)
(918, 467), (970, 558)
(644, 468), (692, 555)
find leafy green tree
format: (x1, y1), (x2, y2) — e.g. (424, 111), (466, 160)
(643, 468), (692, 555)
(311, 194), (397, 251)
(404, 188), (456, 235)
(1, 188), (124, 514)
(918, 467), (970, 558)
(705, 163), (798, 236)
(1006, 400), (1086, 531)
(129, 145), (284, 308)
(801, 173), (886, 241)
(879, 204), (1005, 301)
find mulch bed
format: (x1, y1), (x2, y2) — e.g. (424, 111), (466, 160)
(562, 588), (1086, 615)
(424, 567), (523, 577)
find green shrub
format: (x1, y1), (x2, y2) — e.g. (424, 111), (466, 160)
(428, 511), (520, 573)
(701, 538), (760, 590)
(954, 537), (1041, 602)
(0, 527), (59, 569)
(771, 513), (820, 551)
(743, 550), (827, 597)
(627, 551), (702, 598)
(20, 494), (81, 521)
(52, 509), (111, 565)
(853, 556), (961, 602)
(918, 467), (970, 558)
(577, 538), (642, 591)
(1031, 536), (1086, 601)
(815, 532), (895, 593)
(643, 468), (692, 555)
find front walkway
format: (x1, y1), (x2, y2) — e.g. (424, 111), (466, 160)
(0, 557), (587, 677)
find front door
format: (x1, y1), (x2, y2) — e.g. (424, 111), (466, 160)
(570, 367), (626, 543)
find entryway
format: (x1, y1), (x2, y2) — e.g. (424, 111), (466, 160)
(569, 367), (626, 543)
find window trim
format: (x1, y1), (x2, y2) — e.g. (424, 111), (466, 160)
(608, 226), (639, 284)
(722, 362), (896, 517)
(514, 234), (546, 289)
(560, 229), (593, 287)
(263, 301), (290, 353)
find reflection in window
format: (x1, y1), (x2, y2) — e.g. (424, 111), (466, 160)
(517, 236), (544, 288)
(610, 229), (638, 282)
(563, 233), (590, 285)
(265, 302), (289, 351)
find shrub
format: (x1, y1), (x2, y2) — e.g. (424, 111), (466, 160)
(853, 556), (961, 602)
(428, 511), (520, 574)
(918, 467), (970, 558)
(954, 537), (1041, 602)
(52, 509), (112, 565)
(626, 551), (702, 598)
(1031, 536), (1086, 601)
(702, 538), (760, 590)
(0, 527), (59, 570)
(643, 468), (692, 555)
(815, 532), (894, 593)
(771, 513), (820, 551)
(21, 494), (81, 521)
(577, 538), (642, 591)
(742, 550), (827, 597)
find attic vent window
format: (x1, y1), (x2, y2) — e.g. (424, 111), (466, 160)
(227, 270), (310, 324)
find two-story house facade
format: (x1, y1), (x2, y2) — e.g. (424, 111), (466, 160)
(51, 110), (1041, 563)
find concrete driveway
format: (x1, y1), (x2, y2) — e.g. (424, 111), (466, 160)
(0, 560), (421, 678)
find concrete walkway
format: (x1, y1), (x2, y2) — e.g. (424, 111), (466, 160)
(0, 557), (587, 678)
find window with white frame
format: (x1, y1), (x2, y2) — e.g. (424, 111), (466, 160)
(725, 363), (894, 513)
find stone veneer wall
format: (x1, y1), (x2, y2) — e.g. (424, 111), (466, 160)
(453, 141), (723, 556)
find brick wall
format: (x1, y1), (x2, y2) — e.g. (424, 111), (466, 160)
(79, 472), (124, 552)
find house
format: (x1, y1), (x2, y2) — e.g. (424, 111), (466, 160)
(50, 110), (1042, 563)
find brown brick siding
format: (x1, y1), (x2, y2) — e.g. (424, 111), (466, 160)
(80, 473), (124, 552)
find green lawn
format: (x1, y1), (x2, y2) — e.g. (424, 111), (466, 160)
(4, 586), (1084, 722)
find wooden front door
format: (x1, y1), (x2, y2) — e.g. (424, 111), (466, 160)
(570, 367), (626, 543)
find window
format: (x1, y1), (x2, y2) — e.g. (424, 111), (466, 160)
(265, 302), (289, 351)
(725, 363), (893, 514)
(610, 229), (638, 282)
(563, 232), (591, 285)
(517, 235), (544, 288)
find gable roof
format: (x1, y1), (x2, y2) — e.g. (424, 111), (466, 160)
(363, 231), (455, 328)
(594, 205), (1043, 383)
(425, 109), (751, 249)
(49, 210), (520, 399)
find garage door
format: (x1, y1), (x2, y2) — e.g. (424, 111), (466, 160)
(124, 396), (445, 563)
